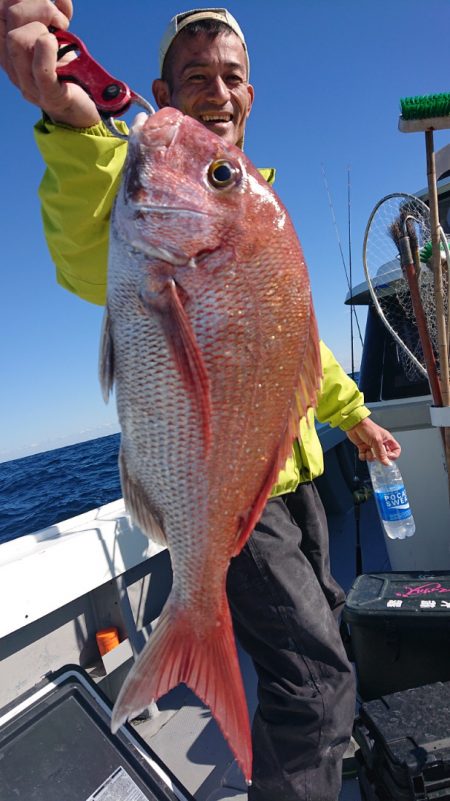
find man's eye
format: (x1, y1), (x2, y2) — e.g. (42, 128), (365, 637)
(227, 74), (243, 85)
(188, 74), (206, 82)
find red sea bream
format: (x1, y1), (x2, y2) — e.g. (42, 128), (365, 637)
(100, 107), (322, 781)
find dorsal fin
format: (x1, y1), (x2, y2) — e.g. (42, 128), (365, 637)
(233, 299), (322, 555)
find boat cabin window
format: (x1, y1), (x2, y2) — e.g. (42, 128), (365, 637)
(358, 305), (430, 402)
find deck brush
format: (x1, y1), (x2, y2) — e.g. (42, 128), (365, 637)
(398, 91), (450, 489)
(398, 93), (450, 395)
(399, 93), (450, 132)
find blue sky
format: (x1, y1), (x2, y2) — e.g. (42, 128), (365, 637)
(2, 0), (450, 461)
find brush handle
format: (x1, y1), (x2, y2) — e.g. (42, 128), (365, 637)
(425, 129), (450, 492)
(425, 130), (450, 403)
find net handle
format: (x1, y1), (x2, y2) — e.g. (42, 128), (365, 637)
(362, 192), (428, 379)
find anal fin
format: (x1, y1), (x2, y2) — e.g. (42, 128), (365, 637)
(99, 308), (115, 402)
(119, 449), (167, 545)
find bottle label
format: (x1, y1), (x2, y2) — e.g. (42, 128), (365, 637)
(375, 485), (412, 521)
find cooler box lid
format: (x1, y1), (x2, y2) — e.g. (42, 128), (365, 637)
(343, 571), (450, 623)
(0, 664), (194, 801)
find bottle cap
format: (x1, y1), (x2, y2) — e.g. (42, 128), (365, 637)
(370, 446), (393, 466)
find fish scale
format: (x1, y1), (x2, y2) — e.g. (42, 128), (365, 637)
(100, 107), (322, 782)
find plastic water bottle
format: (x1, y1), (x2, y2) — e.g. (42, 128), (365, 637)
(367, 460), (415, 540)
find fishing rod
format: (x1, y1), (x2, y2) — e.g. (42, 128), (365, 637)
(321, 164), (364, 356)
(321, 164), (368, 578)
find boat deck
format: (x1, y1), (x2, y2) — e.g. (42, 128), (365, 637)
(1, 306), (448, 800)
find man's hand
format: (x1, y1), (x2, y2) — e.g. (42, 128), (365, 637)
(0, 0), (100, 127)
(345, 417), (401, 465)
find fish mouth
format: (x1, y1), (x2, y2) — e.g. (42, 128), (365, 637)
(126, 239), (190, 265)
(119, 205), (211, 262)
(133, 205), (209, 217)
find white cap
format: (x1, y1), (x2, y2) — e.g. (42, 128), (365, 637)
(159, 8), (249, 77)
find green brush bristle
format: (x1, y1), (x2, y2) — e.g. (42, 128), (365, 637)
(401, 93), (450, 120)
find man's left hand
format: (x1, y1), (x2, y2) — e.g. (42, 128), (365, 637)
(345, 417), (401, 465)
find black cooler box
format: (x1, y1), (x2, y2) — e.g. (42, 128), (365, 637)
(354, 681), (450, 801)
(0, 664), (195, 801)
(343, 572), (450, 700)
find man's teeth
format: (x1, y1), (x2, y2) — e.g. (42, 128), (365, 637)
(200, 114), (232, 122)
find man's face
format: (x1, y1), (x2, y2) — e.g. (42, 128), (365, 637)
(153, 30), (254, 149)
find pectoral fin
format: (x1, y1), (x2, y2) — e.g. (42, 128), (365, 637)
(142, 279), (212, 453)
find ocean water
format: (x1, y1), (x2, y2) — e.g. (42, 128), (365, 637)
(0, 434), (122, 544)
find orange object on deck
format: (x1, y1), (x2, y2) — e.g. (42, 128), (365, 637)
(96, 627), (120, 656)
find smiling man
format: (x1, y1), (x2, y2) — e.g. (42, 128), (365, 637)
(154, 10), (254, 148)
(0, 4), (402, 800)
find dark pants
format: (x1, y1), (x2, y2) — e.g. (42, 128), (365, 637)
(226, 483), (356, 801)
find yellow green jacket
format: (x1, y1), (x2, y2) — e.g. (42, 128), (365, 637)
(34, 118), (370, 492)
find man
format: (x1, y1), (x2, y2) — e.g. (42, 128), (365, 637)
(0, 4), (401, 799)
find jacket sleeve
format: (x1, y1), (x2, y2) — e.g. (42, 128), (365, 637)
(315, 341), (370, 430)
(34, 118), (128, 306)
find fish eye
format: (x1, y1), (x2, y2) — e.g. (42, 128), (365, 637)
(207, 160), (239, 189)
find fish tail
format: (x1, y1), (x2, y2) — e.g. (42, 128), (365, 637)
(111, 595), (252, 782)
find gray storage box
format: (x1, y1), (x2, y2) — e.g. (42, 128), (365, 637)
(343, 571), (450, 700)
